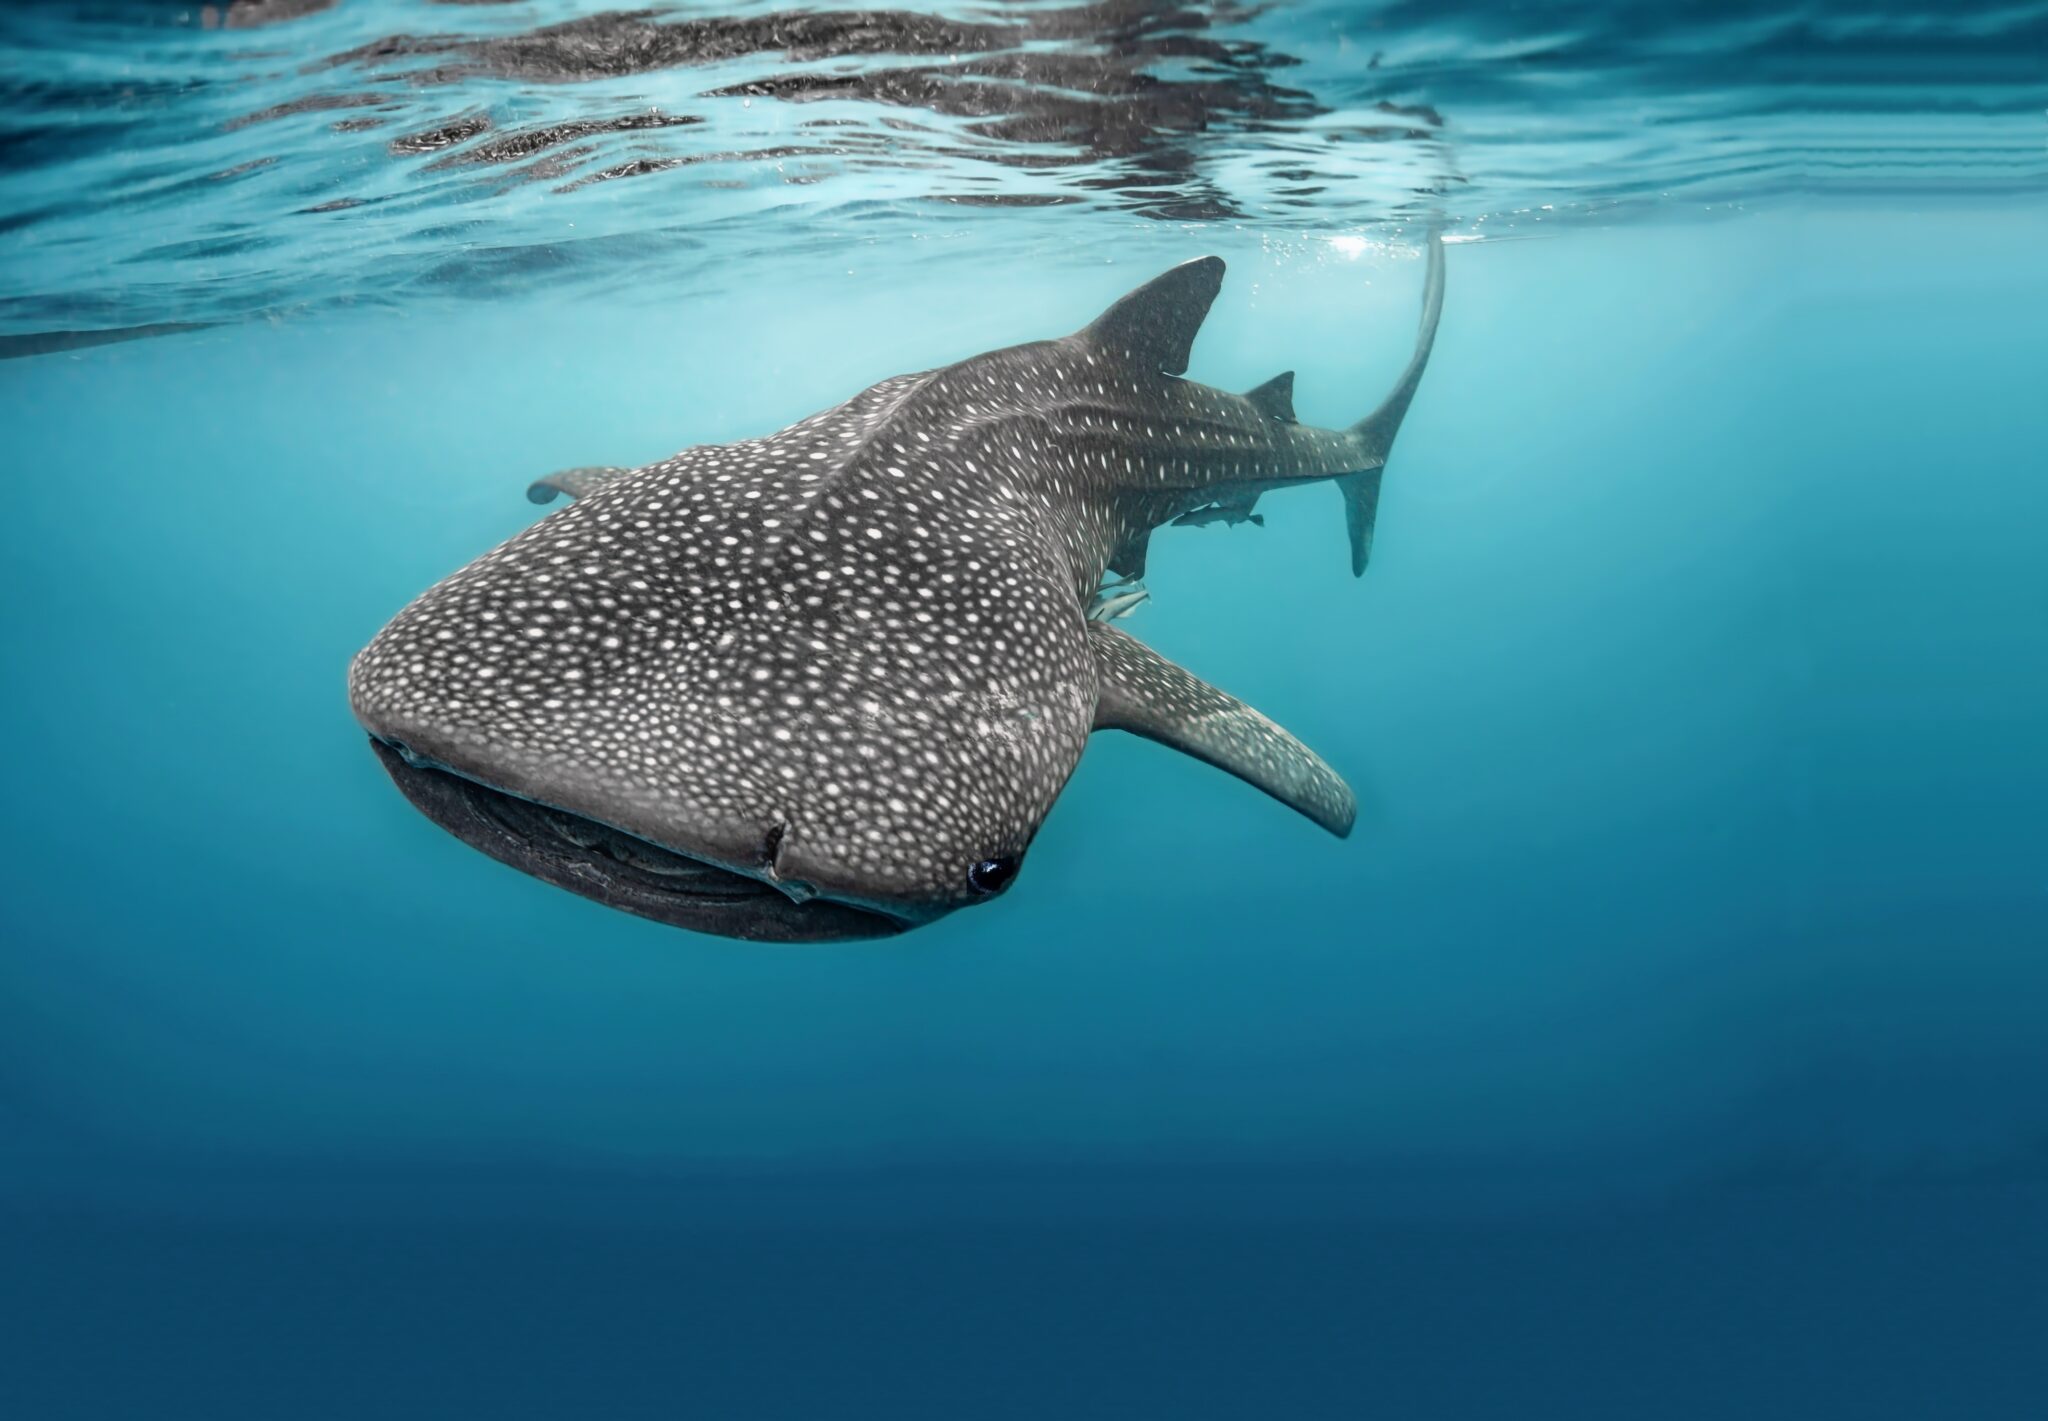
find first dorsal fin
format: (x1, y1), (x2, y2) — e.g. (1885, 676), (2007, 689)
(1243, 370), (1296, 421)
(1088, 623), (1355, 836)
(1078, 256), (1224, 376)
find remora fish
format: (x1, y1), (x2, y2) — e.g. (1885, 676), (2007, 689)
(350, 234), (1446, 940)
(1171, 503), (1265, 529)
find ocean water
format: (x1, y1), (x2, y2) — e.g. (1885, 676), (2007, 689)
(4, 1), (2046, 1416)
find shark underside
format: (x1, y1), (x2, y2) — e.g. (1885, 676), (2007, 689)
(351, 234), (1447, 939)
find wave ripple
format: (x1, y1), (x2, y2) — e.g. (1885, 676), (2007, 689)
(1, 0), (2043, 341)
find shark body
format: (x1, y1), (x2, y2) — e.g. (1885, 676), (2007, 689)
(350, 237), (1446, 940)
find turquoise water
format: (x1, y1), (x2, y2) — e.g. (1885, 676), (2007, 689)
(5, 2), (2047, 1416)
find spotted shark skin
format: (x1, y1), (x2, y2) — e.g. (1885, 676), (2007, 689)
(350, 234), (1446, 939)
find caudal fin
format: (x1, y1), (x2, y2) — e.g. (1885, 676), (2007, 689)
(1339, 228), (1446, 576)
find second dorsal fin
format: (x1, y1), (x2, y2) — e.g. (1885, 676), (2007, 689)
(1243, 371), (1296, 422)
(527, 465), (629, 505)
(1077, 256), (1225, 376)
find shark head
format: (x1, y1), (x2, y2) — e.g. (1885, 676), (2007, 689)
(349, 407), (1097, 941)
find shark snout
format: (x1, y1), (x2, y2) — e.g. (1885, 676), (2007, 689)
(351, 636), (952, 938)
(356, 724), (913, 942)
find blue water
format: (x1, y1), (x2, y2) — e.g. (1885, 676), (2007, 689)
(4, 2), (2047, 1416)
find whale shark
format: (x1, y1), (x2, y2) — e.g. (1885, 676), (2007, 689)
(351, 235), (1446, 940)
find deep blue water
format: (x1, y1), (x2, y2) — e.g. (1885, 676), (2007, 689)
(4, 2), (2048, 1417)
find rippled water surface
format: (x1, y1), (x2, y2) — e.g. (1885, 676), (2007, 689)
(3, 0), (2044, 342)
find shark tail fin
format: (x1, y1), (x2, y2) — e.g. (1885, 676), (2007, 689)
(1339, 227), (1446, 577)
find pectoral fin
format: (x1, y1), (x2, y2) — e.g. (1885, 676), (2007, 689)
(527, 465), (630, 505)
(1088, 624), (1356, 836)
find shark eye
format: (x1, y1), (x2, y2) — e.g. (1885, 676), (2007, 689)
(966, 856), (1020, 896)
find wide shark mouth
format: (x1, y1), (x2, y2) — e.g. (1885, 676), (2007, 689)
(366, 738), (906, 943)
